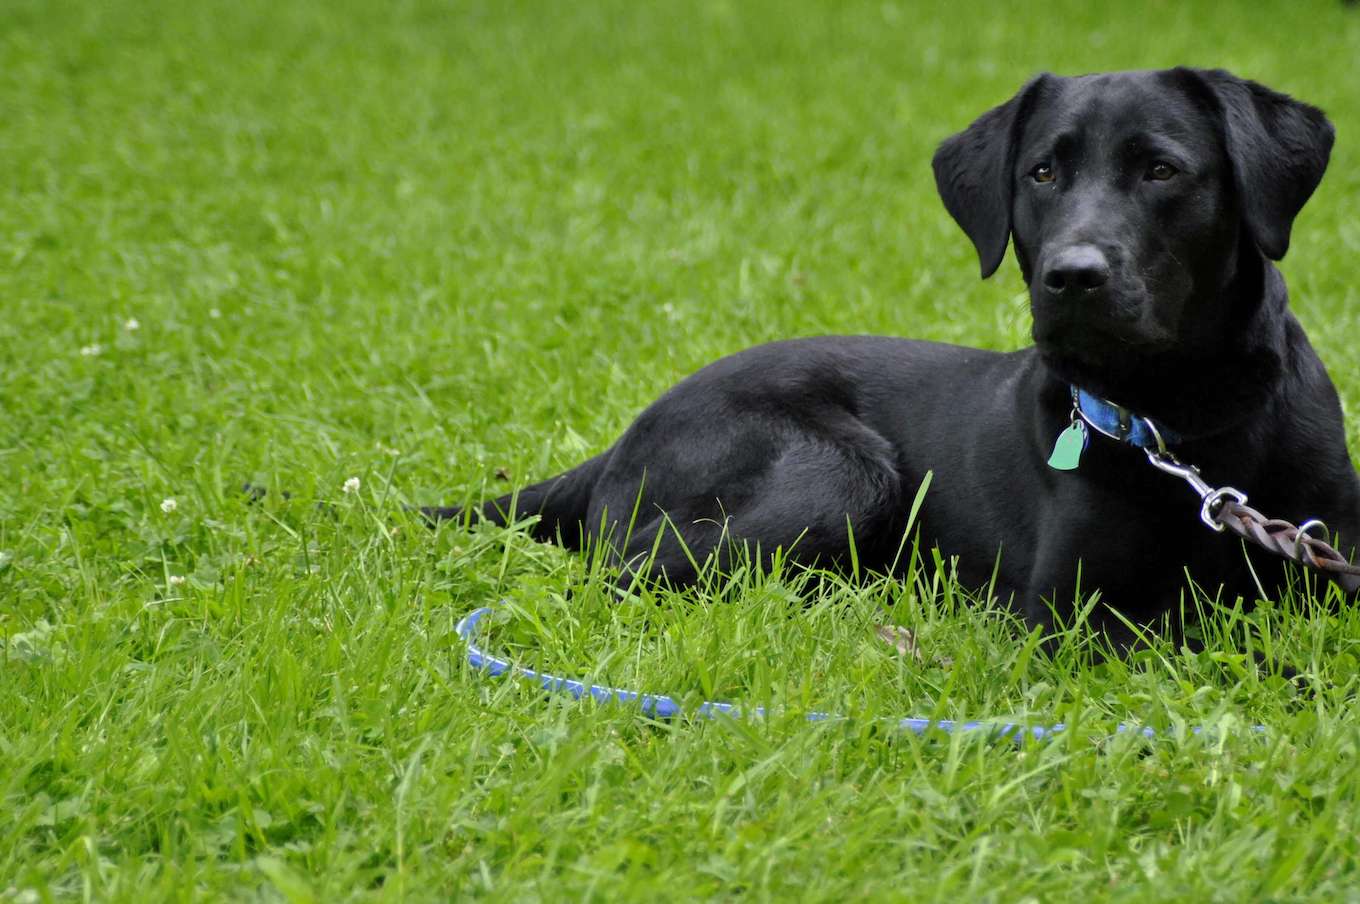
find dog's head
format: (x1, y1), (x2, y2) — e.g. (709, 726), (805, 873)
(933, 69), (1333, 389)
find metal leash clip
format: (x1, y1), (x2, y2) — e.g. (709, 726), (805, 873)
(1134, 415), (1358, 594)
(1143, 448), (1248, 532)
(1140, 419), (1247, 532)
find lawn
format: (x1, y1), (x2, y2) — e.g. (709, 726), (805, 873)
(4, 0), (1360, 899)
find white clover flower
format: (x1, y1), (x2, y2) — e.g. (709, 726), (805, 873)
(79, 344), (103, 357)
(343, 477), (361, 494)
(124, 318), (140, 332)
(168, 575), (186, 586)
(208, 308), (222, 319)
(160, 498), (177, 513)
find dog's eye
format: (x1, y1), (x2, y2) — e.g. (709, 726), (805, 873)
(1146, 161), (1178, 181)
(1030, 163), (1055, 184)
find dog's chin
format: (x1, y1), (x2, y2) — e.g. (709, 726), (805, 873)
(1036, 346), (1128, 399)
(1029, 284), (1179, 346)
(1032, 322), (1177, 398)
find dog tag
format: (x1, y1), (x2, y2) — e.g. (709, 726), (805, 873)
(1047, 421), (1088, 471)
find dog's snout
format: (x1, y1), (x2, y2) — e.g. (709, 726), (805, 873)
(1041, 245), (1111, 297)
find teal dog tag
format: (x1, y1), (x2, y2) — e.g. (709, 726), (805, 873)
(1047, 421), (1087, 471)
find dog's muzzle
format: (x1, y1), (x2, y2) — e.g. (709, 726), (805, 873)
(1040, 244), (1111, 300)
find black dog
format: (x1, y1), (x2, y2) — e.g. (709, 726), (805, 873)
(430, 68), (1360, 640)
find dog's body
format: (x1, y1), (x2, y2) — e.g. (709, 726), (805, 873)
(432, 68), (1360, 637)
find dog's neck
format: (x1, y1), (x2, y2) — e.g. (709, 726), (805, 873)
(1040, 250), (1291, 443)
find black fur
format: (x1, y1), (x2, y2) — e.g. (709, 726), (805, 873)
(429, 69), (1360, 642)
(932, 74), (1050, 278)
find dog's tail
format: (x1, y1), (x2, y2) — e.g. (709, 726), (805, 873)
(420, 451), (609, 550)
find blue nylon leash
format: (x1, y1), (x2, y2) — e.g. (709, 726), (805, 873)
(454, 606), (1191, 744)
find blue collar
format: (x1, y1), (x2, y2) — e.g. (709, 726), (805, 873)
(1072, 386), (1180, 450)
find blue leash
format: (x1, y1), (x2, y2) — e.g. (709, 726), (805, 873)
(454, 606), (1194, 744)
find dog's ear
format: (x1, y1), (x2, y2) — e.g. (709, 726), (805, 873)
(1185, 68), (1334, 261)
(932, 75), (1050, 279)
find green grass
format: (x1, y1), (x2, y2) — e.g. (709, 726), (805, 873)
(4, 0), (1360, 898)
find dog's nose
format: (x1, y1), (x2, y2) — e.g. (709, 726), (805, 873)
(1041, 245), (1111, 297)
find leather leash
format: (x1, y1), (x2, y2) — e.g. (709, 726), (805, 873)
(1212, 499), (1360, 595)
(1057, 387), (1360, 596)
(1142, 433), (1360, 596)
